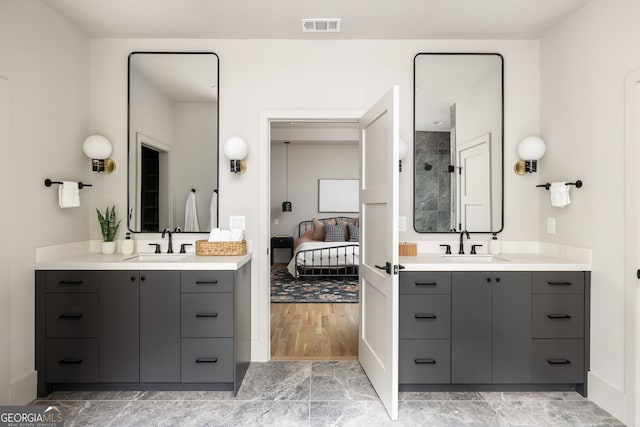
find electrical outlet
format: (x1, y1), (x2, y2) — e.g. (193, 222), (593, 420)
(547, 217), (556, 234)
(398, 216), (407, 232)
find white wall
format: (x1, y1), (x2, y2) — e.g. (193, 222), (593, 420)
(173, 102), (218, 231)
(270, 142), (359, 262)
(0, 1), (89, 404)
(540, 0), (640, 422)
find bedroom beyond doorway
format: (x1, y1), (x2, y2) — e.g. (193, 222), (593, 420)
(269, 120), (361, 360)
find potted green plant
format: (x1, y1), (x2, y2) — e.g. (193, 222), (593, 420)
(97, 204), (121, 254)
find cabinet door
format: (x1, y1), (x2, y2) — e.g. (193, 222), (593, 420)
(100, 271), (140, 382)
(140, 270), (180, 382)
(492, 272), (531, 383)
(451, 272), (491, 384)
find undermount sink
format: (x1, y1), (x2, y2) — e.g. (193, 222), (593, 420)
(124, 254), (189, 262)
(441, 254), (508, 262)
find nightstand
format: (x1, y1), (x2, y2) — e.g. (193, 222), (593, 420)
(271, 236), (294, 265)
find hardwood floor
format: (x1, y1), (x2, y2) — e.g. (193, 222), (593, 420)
(270, 303), (359, 360)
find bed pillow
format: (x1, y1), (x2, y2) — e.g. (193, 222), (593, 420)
(311, 218), (326, 241)
(325, 224), (347, 242)
(348, 224), (359, 242)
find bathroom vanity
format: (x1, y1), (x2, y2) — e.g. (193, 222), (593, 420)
(398, 253), (590, 396)
(35, 253), (251, 397)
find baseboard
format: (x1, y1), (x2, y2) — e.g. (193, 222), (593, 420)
(588, 371), (626, 424)
(10, 370), (36, 405)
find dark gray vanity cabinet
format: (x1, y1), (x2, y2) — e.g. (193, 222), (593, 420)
(451, 272), (531, 384)
(36, 262), (251, 397)
(399, 270), (589, 396)
(99, 270), (140, 382)
(140, 271), (181, 383)
(399, 272), (451, 384)
(36, 271), (100, 387)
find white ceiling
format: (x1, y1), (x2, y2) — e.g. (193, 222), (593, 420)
(42, 0), (590, 39)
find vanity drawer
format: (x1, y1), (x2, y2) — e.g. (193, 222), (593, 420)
(532, 339), (584, 384)
(532, 272), (584, 294)
(181, 293), (234, 337)
(181, 338), (234, 383)
(46, 338), (99, 383)
(46, 294), (99, 338)
(400, 295), (450, 339)
(46, 271), (99, 293)
(400, 272), (451, 294)
(532, 295), (584, 339)
(181, 271), (234, 293)
(399, 339), (450, 384)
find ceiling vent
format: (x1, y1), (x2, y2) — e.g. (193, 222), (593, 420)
(301, 18), (341, 33)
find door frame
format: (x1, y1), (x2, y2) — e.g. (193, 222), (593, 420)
(257, 110), (364, 361)
(624, 67), (640, 427)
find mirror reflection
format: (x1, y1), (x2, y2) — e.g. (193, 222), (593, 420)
(128, 52), (219, 233)
(414, 53), (503, 233)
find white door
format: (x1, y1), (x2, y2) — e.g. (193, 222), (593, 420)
(358, 86), (400, 420)
(458, 133), (491, 231)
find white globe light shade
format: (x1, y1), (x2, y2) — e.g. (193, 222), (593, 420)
(517, 136), (546, 161)
(83, 135), (112, 159)
(398, 138), (409, 160)
(223, 136), (248, 160)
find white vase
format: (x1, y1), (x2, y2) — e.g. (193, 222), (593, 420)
(101, 241), (116, 255)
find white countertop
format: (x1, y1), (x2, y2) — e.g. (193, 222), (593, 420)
(400, 252), (590, 271)
(35, 252), (252, 271)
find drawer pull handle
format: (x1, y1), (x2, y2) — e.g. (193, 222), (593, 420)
(414, 359), (436, 365)
(547, 281), (572, 286)
(195, 281), (219, 285)
(547, 314), (572, 319)
(196, 357), (218, 364)
(414, 313), (437, 319)
(59, 359), (82, 364)
(415, 282), (437, 286)
(58, 280), (82, 286)
(195, 313), (219, 318)
(547, 359), (571, 365)
(59, 313), (83, 319)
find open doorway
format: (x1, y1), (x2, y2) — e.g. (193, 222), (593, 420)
(268, 121), (360, 360)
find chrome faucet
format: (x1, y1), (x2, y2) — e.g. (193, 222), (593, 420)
(458, 230), (470, 254)
(162, 228), (173, 253)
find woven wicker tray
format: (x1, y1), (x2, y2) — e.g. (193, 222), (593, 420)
(196, 240), (247, 256)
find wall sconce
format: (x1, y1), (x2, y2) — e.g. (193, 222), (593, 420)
(83, 135), (116, 173)
(514, 136), (546, 175)
(398, 138), (408, 172)
(223, 136), (248, 174)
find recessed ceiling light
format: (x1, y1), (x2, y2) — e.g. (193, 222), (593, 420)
(302, 18), (341, 33)
(433, 120), (445, 125)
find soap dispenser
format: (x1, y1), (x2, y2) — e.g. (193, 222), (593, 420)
(489, 233), (501, 255)
(121, 232), (134, 255)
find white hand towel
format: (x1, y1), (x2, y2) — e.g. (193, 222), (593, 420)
(208, 228), (222, 242)
(58, 181), (80, 208)
(184, 191), (200, 232)
(206, 190), (218, 231)
(219, 229), (231, 241)
(230, 228), (244, 242)
(550, 182), (571, 208)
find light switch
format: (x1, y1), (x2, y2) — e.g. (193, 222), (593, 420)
(547, 217), (556, 234)
(230, 215), (246, 230)
(398, 216), (407, 232)
(274, 218), (279, 225)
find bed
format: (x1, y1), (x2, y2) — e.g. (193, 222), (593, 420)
(286, 217), (360, 279)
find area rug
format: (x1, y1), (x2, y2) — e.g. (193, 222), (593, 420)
(270, 265), (359, 303)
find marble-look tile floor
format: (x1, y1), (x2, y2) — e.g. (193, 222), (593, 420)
(33, 361), (624, 426)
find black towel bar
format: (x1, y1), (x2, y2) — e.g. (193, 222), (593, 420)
(44, 178), (92, 189)
(536, 180), (582, 190)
